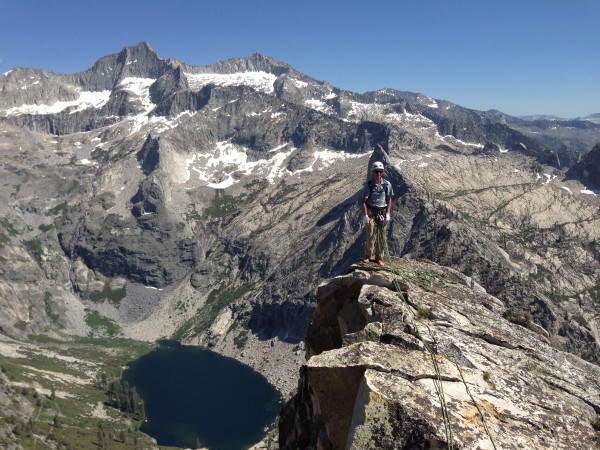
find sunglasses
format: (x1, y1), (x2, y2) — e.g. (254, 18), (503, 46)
(374, 170), (383, 174)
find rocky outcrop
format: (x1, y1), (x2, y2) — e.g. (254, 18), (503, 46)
(55, 176), (198, 289)
(280, 259), (600, 449)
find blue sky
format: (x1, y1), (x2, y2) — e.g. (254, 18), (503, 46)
(1, 0), (598, 118)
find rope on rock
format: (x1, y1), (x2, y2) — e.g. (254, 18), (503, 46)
(385, 256), (498, 449)
(420, 325), (455, 449)
(386, 263), (455, 448)
(372, 221), (454, 446)
(374, 227), (496, 450)
(455, 363), (498, 450)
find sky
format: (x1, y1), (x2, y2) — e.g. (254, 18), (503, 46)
(1, 0), (598, 118)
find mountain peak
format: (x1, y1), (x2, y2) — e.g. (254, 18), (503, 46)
(246, 52), (276, 64)
(79, 42), (167, 89)
(199, 52), (292, 77)
(88, 41), (162, 73)
(118, 41), (159, 61)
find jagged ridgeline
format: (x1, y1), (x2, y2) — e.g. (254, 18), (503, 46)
(1, 42), (599, 448)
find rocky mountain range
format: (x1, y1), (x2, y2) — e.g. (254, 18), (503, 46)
(1, 42), (599, 448)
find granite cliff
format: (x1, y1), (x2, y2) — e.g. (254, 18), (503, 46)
(280, 259), (600, 449)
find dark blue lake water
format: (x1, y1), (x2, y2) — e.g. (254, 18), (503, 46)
(122, 341), (282, 450)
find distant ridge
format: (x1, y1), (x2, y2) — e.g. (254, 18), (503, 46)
(519, 113), (600, 124)
(519, 114), (565, 121)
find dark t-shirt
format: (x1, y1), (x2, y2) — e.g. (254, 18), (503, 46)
(362, 179), (393, 209)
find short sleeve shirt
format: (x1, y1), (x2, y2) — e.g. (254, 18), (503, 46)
(363, 179), (394, 209)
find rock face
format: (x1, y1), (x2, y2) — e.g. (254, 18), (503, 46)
(280, 259), (600, 449)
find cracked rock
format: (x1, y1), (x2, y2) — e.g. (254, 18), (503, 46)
(280, 258), (600, 450)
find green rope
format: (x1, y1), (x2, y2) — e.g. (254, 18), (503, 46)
(367, 208), (499, 448)
(384, 259), (455, 448)
(455, 363), (498, 450)
(418, 322), (454, 450)
(381, 248), (497, 449)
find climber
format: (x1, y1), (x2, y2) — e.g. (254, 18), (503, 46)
(361, 161), (394, 267)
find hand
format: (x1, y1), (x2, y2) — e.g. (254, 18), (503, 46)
(363, 215), (370, 225)
(386, 213), (391, 222)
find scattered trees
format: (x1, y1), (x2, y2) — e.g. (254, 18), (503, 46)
(105, 379), (146, 421)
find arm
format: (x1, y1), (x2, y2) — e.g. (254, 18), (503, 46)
(385, 181), (393, 217)
(385, 182), (393, 221)
(362, 197), (370, 225)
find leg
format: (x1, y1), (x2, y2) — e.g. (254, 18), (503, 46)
(364, 215), (375, 262)
(375, 223), (387, 266)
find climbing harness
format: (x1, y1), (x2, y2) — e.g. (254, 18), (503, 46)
(373, 210), (387, 228)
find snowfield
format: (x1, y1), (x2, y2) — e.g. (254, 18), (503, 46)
(177, 141), (370, 188)
(4, 90), (111, 116)
(186, 71), (277, 94)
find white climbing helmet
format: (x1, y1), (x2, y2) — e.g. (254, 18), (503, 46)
(371, 161), (384, 171)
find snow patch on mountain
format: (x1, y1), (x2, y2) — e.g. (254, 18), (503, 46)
(178, 141), (369, 188)
(347, 101), (382, 120)
(182, 140), (293, 188)
(118, 77), (155, 111)
(114, 77), (166, 134)
(127, 111), (193, 137)
(346, 102), (438, 130)
(289, 78), (308, 88)
(185, 72), (277, 94)
(440, 134), (484, 148)
(305, 99), (334, 114)
(390, 112), (437, 129)
(291, 149), (370, 176)
(3, 90), (111, 116)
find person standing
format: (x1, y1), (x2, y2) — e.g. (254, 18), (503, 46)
(362, 161), (394, 266)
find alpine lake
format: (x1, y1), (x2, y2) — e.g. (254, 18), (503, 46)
(122, 340), (282, 449)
